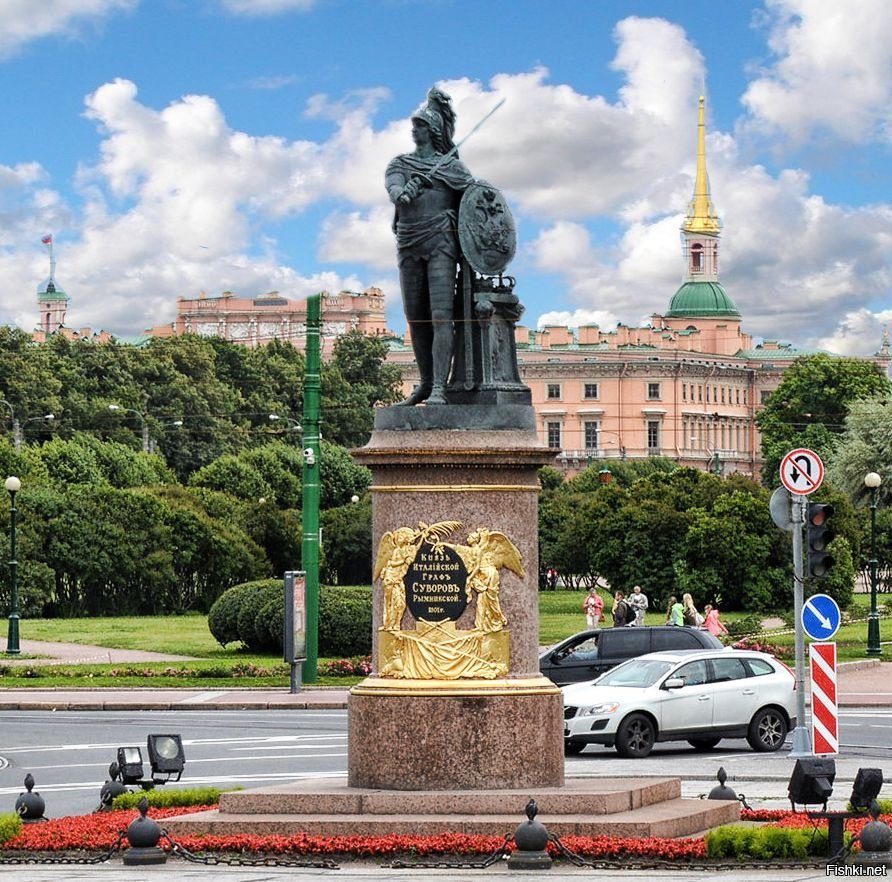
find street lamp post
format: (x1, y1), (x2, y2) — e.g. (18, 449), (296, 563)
(865, 471), (882, 657)
(0, 401), (21, 452)
(5, 476), (21, 655)
(268, 413), (302, 439)
(109, 404), (149, 453)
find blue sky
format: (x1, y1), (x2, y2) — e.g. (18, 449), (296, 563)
(2, 0), (892, 356)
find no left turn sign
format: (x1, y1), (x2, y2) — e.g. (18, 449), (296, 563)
(779, 447), (824, 496)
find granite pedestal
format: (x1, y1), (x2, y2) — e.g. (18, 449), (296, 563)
(349, 406), (563, 790)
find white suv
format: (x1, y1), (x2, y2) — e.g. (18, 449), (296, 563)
(562, 649), (796, 758)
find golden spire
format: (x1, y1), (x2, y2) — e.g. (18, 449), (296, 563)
(682, 96), (720, 235)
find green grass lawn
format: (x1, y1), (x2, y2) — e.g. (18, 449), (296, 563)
(1, 591), (886, 688)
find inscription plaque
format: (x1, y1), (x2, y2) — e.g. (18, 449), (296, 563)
(405, 544), (468, 622)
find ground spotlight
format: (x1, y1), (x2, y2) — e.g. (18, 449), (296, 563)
(116, 746), (145, 785)
(146, 734), (185, 783)
(788, 757), (836, 811)
(851, 768), (884, 812)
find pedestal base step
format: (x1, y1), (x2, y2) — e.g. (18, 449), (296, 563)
(162, 777), (739, 841)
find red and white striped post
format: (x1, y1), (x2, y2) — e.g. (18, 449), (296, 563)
(809, 641), (838, 755)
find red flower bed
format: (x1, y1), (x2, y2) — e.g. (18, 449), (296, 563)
(14, 804), (881, 860)
(5, 807), (703, 859)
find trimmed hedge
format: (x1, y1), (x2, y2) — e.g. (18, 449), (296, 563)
(705, 823), (833, 859)
(112, 786), (231, 810)
(207, 579), (372, 656)
(318, 585), (372, 657)
(0, 812), (22, 844)
(208, 580), (271, 647)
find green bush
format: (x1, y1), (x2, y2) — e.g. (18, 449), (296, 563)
(208, 580), (276, 647)
(319, 585), (372, 657)
(257, 593), (284, 651)
(724, 613), (762, 638)
(112, 786), (230, 809)
(236, 581), (280, 650)
(705, 823), (832, 859)
(206, 578), (372, 655)
(0, 811), (22, 844)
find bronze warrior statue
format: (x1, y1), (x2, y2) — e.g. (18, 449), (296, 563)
(386, 87), (474, 406)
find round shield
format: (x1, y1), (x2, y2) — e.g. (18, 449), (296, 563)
(458, 180), (517, 276)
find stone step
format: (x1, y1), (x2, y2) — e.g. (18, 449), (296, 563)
(217, 776), (680, 816)
(162, 777), (739, 841)
(164, 799), (738, 840)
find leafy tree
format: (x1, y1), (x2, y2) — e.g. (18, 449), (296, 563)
(188, 455), (273, 503)
(538, 465), (564, 491)
(321, 496), (372, 585)
(322, 331), (403, 447)
(757, 355), (892, 484)
(319, 441), (371, 509)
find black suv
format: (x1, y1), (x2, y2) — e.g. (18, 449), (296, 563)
(539, 626), (724, 685)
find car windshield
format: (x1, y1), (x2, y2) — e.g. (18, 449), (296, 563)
(596, 659), (674, 688)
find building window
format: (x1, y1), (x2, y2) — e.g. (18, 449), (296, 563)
(760, 390), (771, 405)
(647, 420), (660, 452)
(547, 383), (561, 400)
(647, 382), (661, 400)
(691, 244), (703, 273)
(547, 421), (562, 449)
(584, 421), (599, 451)
(698, 385), (703, 402)
(583, 382), (599, 399)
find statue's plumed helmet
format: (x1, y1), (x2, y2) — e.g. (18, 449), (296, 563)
(411, 86), (457, 154)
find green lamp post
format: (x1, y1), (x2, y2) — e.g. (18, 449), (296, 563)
(865, 471), (882, 657)
(5, 476), (21, 655)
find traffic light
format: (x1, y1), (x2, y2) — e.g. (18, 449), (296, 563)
(806, 503), (835, 579)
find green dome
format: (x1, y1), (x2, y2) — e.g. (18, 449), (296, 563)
(666, 281), (739, 318)
(37, 279), (68, 302)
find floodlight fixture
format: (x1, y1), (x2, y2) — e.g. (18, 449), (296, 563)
(146, 734), (185, 783)
(117, 746), (145, 785)
(850, 768), (883, 812)
(788, 757), (836, 811)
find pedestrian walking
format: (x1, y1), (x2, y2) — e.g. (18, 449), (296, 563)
(703, 604), (728, 637)
(682, 592), (704, 627)
(583, 588), (604, 629)
(627, 584), (649, 627)
(612, 590), (631, 627)
(666, 595), (684, 626)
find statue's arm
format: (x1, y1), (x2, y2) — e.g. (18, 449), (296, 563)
(386, 158), (418, 205)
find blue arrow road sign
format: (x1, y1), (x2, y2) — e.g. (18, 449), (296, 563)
(802, 593), (841, 640)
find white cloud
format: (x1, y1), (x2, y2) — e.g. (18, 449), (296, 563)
(0, 0), (136, 60)
(218, 0), (315, 15)
(742, 0), (892, 143)
(813, 308), (892, 357)
(318, 206), (395, 270)
(537, 309), (619, 330)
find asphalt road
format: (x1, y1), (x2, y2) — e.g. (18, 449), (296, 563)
(0, 708), (349, 818)
(3, 706), (892, 820)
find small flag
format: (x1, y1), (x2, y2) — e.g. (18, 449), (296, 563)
(41, 234), (52, 245)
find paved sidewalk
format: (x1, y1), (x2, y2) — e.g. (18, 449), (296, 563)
(0, 863), (849, 882)
(0, 636), (196, 665)
(0, 638), (888, 708)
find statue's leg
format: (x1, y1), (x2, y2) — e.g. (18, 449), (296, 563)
(426, 254), (458, 405)
(398, 257), (433, 405)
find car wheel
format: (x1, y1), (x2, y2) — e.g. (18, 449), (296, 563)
(747, 707), (788, 752)
(615, 713), (655, 758)
(688, 737), (721, 751)
(564, 740), (586, 756)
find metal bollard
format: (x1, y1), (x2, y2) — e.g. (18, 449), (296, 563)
(507, 798), (552, 871)
(14, 773), (46, 823)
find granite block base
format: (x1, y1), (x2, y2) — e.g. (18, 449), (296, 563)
(348, 677), (564, 790)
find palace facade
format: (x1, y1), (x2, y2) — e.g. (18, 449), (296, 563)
(144, 286), (390, 358)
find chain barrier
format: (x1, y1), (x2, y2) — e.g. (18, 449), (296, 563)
(162, 830), (339, 869)
(385, 833), (512, 870)
(0, 829), (127, 865)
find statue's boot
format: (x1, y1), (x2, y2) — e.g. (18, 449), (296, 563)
(426, 385), (447, 405)
(398, 383), (432, 406)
